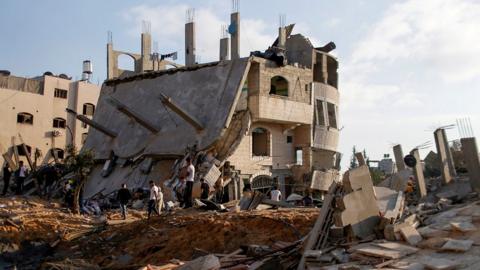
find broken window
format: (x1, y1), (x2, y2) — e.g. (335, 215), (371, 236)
(53, 117), (66, 129)
(17, 112), (33, 125)
(269, 76), (288, 96)
(286, 135), (293, 144)
(295, 147), (303, 165)
(16, 144), (32, 156)
(316, 100), (326, 126)
(54, 88), (68, 99)
(327, 102), (337, 129)
(252, 127), (270, 157)
(83, 103), (95, 116)
(54, 148), (64, 159)
(81, 133), (88, 144)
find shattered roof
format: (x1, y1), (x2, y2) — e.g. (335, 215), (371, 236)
(83, 58), (251, 159)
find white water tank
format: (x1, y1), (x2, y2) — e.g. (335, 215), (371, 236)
(83, 60), (92, 74)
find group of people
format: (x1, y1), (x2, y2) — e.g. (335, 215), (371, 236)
(2, 161), (29, 196)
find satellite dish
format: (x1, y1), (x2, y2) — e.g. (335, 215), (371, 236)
(228, 23), (236, 35)
(404, 154), (417, 168)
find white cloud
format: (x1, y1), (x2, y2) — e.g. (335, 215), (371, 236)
(122, 3), (275, 63)
(338, 0), (480, 170)
(350, 0), (480, 83)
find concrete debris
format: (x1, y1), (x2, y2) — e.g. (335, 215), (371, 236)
(441, 239), (474, 252)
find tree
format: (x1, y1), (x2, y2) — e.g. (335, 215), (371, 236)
(64, 145), (94, 214)
(349, 146), (358, 169)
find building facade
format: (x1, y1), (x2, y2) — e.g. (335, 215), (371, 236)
(0, 72), (100, 169)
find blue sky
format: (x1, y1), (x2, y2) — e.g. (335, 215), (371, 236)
(1, 0), (479, 169)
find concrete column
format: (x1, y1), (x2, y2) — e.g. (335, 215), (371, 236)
(106, 43), (116, 79)
(185, 22), (196, 66)
(461, 137), (480, 192)
(219, 37), (230, 61)
(66, 82), (79, 147)
(278, 27), (286, 48)
(230, 12), (240, 60)
(141, 33), (152, 72)
(440, 129), (457, 177)
(410, 148), (427, 198)
(434, 128), (452, 184)
(393, 144), (405, 172)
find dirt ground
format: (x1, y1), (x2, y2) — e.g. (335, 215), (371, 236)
(0, 196), (319, 269)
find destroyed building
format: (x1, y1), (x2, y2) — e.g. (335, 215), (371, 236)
(81, 10), (341, 201)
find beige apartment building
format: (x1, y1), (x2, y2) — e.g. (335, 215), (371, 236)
(0, 71), (100, 169)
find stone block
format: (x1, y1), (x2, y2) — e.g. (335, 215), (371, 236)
(400, 225), (422, 246)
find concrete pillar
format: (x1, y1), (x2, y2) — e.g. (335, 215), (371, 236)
(278, 27), (286, 48)
(106, 43), (116, 79)
(219, 37), (230, 61)
(141, 33), (152, 72)
(434, 128), (452, 184)
(461, 137), (480, 192)
(410, 148), (427, 198)
(393, 144), (406, 172)
(441, 129), (457, 177)
(185, 22), (196, 66)
(230, 12), (240, 60)
(355, 152), (366, 166)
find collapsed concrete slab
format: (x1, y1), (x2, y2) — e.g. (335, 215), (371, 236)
(334, 165), (380, 239)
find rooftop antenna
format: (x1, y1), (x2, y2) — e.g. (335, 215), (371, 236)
(107, 31), (113, 44)
(186, 8), (195, 23)
(279, 14), (286, 28)
(142, 20), (151, 34)
(232, 0), (239, 13)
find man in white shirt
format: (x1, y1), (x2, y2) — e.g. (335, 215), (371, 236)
(270, 185), (282, 202)
(15, 161), (28, 195)
(183, 157), (195, 208)
(148, 181), (160, 219)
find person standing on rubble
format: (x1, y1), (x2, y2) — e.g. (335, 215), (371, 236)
(183, 157), (195, 208)
(148, 180), (160, 219)
(270, 185), (282, 202)
(2, 164), (11, 196)
(14, 161), (28, 195)
(200, 178), (210, 200)
(117, 183), (132, 220)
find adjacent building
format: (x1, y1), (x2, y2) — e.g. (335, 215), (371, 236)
(0, 69), (100, 169)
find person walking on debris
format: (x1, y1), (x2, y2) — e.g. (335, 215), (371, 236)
(302, 192), (313, 207)
(117, 183), (132, 220)
(200, 178), (210, 200)
(2, 165), (11, 196)
(15, 161), (28, 195)
(156, 184), (164, 215)
(270, 185), (282, 202)
(148, 181), (160, 219)
(183, 157), (195, 208)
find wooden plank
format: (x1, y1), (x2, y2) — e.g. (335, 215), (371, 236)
(298, 184), (338, 270)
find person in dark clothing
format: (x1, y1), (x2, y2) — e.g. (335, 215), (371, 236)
(2, 165), (11, 196)
(200, 178), (210, 200)
(117, 183), (132, 220)
(148, 181), (160, 219)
